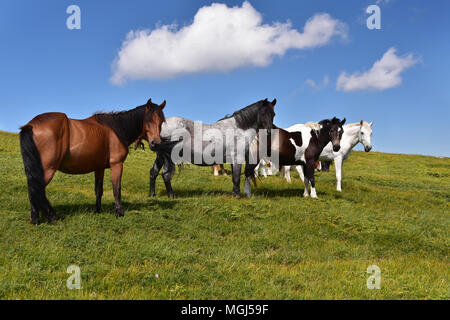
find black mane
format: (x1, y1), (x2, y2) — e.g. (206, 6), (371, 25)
(318, 117), (342, 128)
(219, 100), (266, 130)
(94, 105), (146, 147)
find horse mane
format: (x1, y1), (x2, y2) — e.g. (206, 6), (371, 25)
(305, 117), (342, 133)
(304, 122), (321, 130)
(347, 121), (370, 129)
(218, 100), (266, 130)
(94, 105), (146, 147)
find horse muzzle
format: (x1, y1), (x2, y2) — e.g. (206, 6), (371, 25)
(365, 146), (372, 152)
(149, 140), (159, 151)
(333, 144), (341, 152)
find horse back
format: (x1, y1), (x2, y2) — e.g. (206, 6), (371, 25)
(276, 128), (302, 165)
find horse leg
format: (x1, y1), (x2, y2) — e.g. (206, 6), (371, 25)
(335, 157), (343, 192)
(220, 164), (226, 176)
(260, 159), (268, 178)
(95, 169), (104, 213)
(162, 156), (176, 199)
(111, 163), (124, 217)
(296, 165), (305, 183)
(149, 152), (164, 197)
(231, 164), (242, 197)
(304, 162), (318, 199)
(284, 166), (292, 183)
(244, 163), (257, 198)
(302, 165), (310, 197)
(254, 161), (260, 178)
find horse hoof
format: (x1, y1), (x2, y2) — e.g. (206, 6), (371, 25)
(168, 193), (174, 199)
(115, 209), (124, 218)
(232, 192), (241, 198)
(30, 218), (40, 225)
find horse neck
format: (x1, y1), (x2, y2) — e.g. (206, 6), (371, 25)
(109, 107), (145, 146)
(342, 126), (360, 150)
(316, 128), (331, 150)
(233, 103), (262, 132)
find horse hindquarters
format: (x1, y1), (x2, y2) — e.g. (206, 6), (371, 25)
(20, 126), (56, 224)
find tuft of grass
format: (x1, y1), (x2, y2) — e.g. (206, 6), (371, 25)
(0, 131), (448, 299)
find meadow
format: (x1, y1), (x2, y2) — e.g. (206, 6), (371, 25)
(0, 130), (448, 299)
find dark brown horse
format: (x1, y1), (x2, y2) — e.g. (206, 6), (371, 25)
(20, 98), (166, 224)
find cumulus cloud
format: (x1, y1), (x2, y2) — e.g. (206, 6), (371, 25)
(111, 1), (347, 83)
(336, 47), (418, 92)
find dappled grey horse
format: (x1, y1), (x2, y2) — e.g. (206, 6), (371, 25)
(147, 99), (276, 198)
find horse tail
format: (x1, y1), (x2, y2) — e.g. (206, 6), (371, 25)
(20, 125), (47, 212)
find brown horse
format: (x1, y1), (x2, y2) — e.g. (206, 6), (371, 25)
(20, 98), (166, 224)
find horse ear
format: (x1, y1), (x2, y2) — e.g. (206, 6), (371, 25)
(146, 98), (152, 111)
(369, 121), (374, 127)
(360, 120), (364, 126)
(160, 100), (166, 109)
(341, 118), (346, 125)
(271, 99), (277, 107)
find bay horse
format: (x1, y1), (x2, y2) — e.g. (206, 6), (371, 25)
(144, 99), (276, 198)
(20, 98), (166, 224)
(248, 117), (346, 198)
(283, 120), (373, 191)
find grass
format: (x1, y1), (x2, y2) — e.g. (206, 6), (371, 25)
(0, 130), (448, 299)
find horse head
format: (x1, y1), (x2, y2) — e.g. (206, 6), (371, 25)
(321, 117), (346, 152)
(359, 120), (374, 152)
(257, 98), (276, 134)
(140, 98), (166, 151)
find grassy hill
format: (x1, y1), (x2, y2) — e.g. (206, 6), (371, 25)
(0, 130), (448, 299)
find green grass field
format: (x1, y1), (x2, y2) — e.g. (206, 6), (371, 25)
(0, 130), (448, 299)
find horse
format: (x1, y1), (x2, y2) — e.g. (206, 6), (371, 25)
(145, 99), (276, 199)
(19, 98), (167, 225)
(248, 117), (346, 198)
(282, 120), (373, 191)
(254, 159), (278, 177)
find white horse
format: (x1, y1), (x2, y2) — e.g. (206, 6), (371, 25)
(281, 120), (373, 191)
(254, 159), (278, 177)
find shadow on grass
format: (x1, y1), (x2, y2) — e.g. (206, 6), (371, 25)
(164, 188), (232, 198)
(157, 186), (341, 199)
(53, 198), (177, 219)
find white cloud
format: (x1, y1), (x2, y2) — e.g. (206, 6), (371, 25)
(111, 1), (347, 83)
(305, 75), (329, 90)
(336, 47), (418, 92)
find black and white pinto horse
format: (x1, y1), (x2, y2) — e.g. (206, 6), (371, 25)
(146, 99), (276, 198)
(282, 120), (373, 191)
(248, 117), (346, 198)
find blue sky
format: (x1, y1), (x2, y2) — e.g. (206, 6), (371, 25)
(0, 0), (449, 156)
